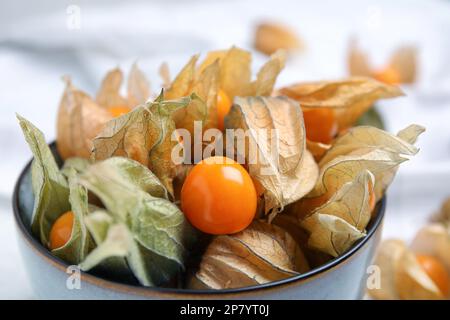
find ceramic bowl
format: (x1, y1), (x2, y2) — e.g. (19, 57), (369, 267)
(13, 143), (385, 299)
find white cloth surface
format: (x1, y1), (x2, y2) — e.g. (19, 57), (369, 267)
(0, 0), (449, 299)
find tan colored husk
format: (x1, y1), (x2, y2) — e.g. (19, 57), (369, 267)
(347, 40), (371, 77)
(57, 79), (113, 159)
(395, 247), (444, 300)
(158, 62), (171, 89)
(96, 68), (128, 108)
(388, 46), (417, 84)
(295, 125), (424, 216)
(300, 170), (374, 257)
(369, 235), (449, 300)
(254, 22), (303, 55)
(199, 46), (286, 99)
(57, 66), (150, 159)
(164, 47), (286, 135)
(411, 224), (450, 273)
(224, 96), (319, 216)
(164, 55), (219, 132)
(368, 239), (406, 300)
(127, 63), (151, 107)
(278, 77), (403, 130)
(189, 221), (309, 290)
(348, 41), (417, 84)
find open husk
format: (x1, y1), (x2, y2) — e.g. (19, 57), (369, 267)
(293, 125), (424, 218)
(57, 65), (150, 159)
(278, 77), (403, 131)
(367, 239), (406, 300)
(411, 224), (450, 275)
(395, 247), (445, 300)
(348, 41), (417, 84)
(369, 230), (450, 300)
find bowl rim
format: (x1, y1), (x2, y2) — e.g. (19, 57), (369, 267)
(13, 142), (385, 298)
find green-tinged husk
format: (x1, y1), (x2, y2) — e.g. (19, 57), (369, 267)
(77, 157), (197, 286)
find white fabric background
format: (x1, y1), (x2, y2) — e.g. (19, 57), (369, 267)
(0, 0), (449, 299)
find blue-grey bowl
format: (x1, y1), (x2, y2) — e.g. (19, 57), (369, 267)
(13, 143), (385, 299)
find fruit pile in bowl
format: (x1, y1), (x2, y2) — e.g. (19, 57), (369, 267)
(15, 46), (424, 293)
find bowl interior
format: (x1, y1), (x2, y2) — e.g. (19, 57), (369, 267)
(13, 143), (386, 295)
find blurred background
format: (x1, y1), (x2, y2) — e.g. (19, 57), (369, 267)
(1, 0), (450, 298)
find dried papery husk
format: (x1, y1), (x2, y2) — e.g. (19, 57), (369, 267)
(319, 125), (422, 167)
(96, 65), (151, 108)
(57, 65), (150, 159)
(127, 63), (151, 107)
(254, 22), (303, 56)
(166, 47), (286, 133)
(388, 46), (417, 84)
(310, 170), (374, 230)
(91, 94), (196, 196)
(184, 60), (220, 130)
(411, 224), (450, 273)
(224, 96), (319, 216)
(165, 55), (199, 99)
(96, 68), (129, 109)
(164, 55), (219, 133)
(300, 171), (373, 257)
(158, 62), (171, 89)
(294, 125), (424, 216)
(301, 213), (365, 258)
(347, 39), (372, 77)
(348, 41), (417, 84)
(369, 229), (450, 300)
(295, 150), (404, 217)
(368, 239), (406, 300)
(278, 77), (403, 130)
(57, 79), (113, 159)
(198, 46), (285, 99)
(189, 220), (309, 290)
(249, 50), (286, 97)
(217, 47), (252, 99)
(395, 246), (445, 300)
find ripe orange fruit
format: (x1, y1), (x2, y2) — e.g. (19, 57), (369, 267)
(49, 211), (74, 250)
(416, 254), (450, 296)
(181, 156), (257, 235)
(302, 107), (338, 144)
(216, 89), (232, 131)
(108, 106), (131, 118)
